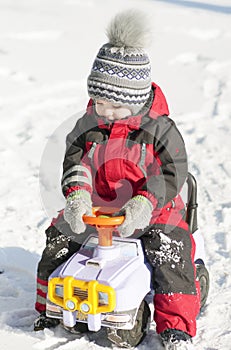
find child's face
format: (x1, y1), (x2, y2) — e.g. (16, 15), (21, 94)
(95, 100), (133, 121)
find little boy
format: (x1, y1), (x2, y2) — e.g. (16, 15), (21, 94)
(35, 10), (201, 350)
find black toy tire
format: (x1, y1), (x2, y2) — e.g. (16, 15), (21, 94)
(106, 299), (151, 348)
(196, 264), (210, 309)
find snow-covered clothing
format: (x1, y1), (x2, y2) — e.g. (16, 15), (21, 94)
(36, 82), (200, 337)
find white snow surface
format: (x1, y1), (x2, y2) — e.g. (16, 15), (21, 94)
(0, 0), (231, 349)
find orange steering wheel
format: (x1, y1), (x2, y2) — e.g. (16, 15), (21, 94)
(82, 207), (125, 227)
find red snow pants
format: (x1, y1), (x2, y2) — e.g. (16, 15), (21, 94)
(141, 222), (201, 337)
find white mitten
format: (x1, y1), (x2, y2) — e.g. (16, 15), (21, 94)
(64, 190), (92, 234)
(117, 195), (153, 237)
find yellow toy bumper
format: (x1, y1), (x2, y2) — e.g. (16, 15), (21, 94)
(48, 277), (116, 315)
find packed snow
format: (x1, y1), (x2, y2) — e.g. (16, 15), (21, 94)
(0, 0), (231, 349)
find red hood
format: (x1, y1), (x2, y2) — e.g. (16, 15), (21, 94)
(148, 82), (169, 119)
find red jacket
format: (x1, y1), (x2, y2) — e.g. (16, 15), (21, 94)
(62, 83), (188, 230)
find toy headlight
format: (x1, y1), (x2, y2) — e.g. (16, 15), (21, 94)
(98, 292), (109, 305)
(55, 285), (64, 297)
(66, 299), (76, 310)
(80, 302), (91, 313)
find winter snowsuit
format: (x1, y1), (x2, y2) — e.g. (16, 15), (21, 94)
(36, 83), (200, 336)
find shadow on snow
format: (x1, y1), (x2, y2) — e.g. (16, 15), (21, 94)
(153, 0), (231, 14)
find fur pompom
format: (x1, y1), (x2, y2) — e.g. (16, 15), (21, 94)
(106, 9), (152, 48)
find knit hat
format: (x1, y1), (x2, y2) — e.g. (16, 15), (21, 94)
(87, 10), (152, 115)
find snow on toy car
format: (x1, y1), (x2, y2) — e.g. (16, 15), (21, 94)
(46, 207), (151, 347)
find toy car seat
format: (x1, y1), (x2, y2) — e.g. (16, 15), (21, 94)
(183, 172), (210, 309)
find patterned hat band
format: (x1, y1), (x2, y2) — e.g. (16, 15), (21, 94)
(91, 57), (151, 83)
(88, 77), (151, 109)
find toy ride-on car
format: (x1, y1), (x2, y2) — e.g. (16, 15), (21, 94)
(46, 207), (152, 347)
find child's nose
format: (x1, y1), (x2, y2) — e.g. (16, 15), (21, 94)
(105, 108), (115, 120)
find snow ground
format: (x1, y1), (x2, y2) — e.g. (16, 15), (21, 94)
(0, 0), (231, 349)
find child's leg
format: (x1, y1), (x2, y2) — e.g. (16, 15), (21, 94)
(141, 224), (200, 337)
(35, 224), (81, 313)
